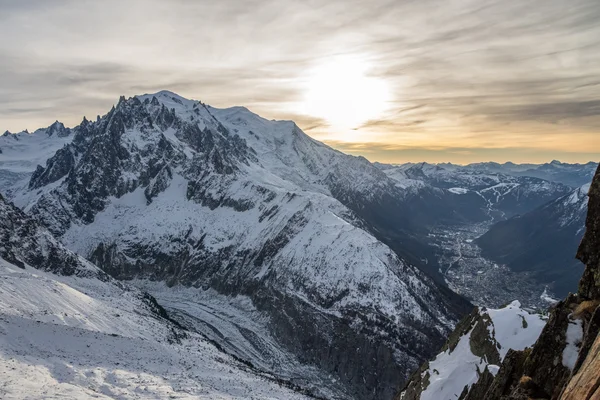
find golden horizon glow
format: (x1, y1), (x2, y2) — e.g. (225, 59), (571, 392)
(1, 0), (599, 164)
(300, 55), (392, 130)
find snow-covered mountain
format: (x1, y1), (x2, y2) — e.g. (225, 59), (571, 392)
(377, 161), (585, 308)
(0, 193), (320, 400)
(399, 301), (546, 400)
(462, 160), (597, 188)
(2, 90), (590, 399)
(476, 183), (590, 297)
(380, 162), (573, 221)
(1, 91), (473, 400)
(417, 160), (597, 188)
(0, 121), (73, 199)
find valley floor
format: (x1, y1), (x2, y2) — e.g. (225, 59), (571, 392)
(429, 223), (558, 309)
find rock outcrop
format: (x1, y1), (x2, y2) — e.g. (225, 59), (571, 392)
(7, 91), (475, 400)
(397, 302), (546, 400)
(397, 163), (600, 400)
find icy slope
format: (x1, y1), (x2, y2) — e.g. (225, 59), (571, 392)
(0, 191), (315, 399)
(399, 301), (546, 400)
(0, 260), (314, 400)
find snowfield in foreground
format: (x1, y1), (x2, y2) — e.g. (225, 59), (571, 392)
(0, 260), (312, 400)
(400, 301), (547, 400)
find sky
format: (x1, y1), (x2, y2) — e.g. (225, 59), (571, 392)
(1, 0), (599, 164)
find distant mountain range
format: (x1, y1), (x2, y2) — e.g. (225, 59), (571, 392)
(0, 90), (596, 399)
(0, 91), (474, 400)
(429, 160), (596, 187)
(375, 160), (594, 299)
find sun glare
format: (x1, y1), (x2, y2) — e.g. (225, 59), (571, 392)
(301, 55), (392, 129)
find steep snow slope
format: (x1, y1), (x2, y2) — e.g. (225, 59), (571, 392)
(399, 301), (547, 400)
(0, 260), (317, 400)
(0, 192), (315, 400)
(8, 91), (472, 400)
(0, 122), (73, 199)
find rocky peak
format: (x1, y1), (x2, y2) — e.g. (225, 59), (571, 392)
(397, 162), (600, 400)
(26, 93), (260, 235)
(0, 193), (105, 279)
(35, 120), (71, 137)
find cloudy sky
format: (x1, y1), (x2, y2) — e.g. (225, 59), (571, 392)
(1, 0), (599, 164)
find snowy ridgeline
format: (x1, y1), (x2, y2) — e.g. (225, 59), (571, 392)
(400, 301), (547, 400)
(0, 90), (594, 400)
(0, 259), (314, 400)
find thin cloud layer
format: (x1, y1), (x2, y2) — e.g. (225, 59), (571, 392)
(1, 0), (598, 163)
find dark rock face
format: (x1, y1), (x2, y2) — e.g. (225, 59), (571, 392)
(518, 296), (576, 398)
(20, 93), (476, 400)
(462, 349), (529, 400)
(0, 193), (105, 279)
(397, 163), (600, 400)
(29, 146), (75, 189)
(577, 165), (600, 300)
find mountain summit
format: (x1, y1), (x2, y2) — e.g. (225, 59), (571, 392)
(3, 91), (474, 400)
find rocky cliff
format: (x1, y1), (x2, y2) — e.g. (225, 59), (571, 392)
(397, 163), (600, 400)
(3, 91), (475, 400)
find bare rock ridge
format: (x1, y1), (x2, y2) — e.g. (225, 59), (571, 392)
(0, 192), (321, 399)
(1, 91), (594, 399)
(396, 163), (600, 400)
(3, 91), (476, 400)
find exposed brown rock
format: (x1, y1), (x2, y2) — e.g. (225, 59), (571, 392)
(560, 332), (600, 400)
(395, 163), (600, 400)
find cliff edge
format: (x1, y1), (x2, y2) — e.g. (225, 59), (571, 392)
(397, 163), (600, 400)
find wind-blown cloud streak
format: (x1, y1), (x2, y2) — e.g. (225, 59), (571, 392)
(1, 0), (599, 163)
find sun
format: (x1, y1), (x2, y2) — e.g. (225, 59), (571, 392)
(301, 55), (392, 130)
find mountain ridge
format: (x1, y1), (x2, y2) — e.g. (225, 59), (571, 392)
(1, 90), (593, 399)
(397, 164), (600, 400)
(2, 90), (473, 400)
